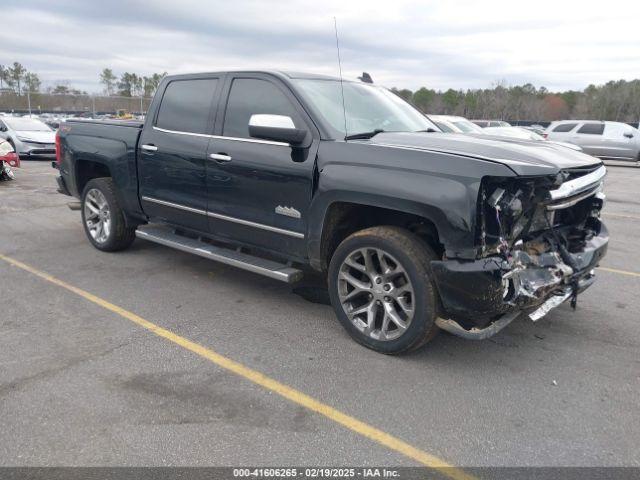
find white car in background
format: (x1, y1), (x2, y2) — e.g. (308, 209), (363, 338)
(0, 116), (56, 159)
(545, 120), (640, 162)
(428, 115), (484, 134)
(482, 126), (583, 152)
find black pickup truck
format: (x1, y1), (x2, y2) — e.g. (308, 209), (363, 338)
(54, 70), (608, 354)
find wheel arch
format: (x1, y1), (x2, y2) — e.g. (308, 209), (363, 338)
(75, 159), (112, 195)
(308, 194), (447, 272)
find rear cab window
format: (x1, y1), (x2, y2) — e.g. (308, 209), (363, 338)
(577, 123), (604, 135)
(155, 78), (219, 134)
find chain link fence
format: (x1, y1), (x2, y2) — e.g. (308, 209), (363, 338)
(0, 91), (153, 115)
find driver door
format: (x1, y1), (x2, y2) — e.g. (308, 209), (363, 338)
(205, 74), (318, 259)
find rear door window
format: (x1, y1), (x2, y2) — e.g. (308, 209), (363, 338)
(577, 123), (604, 135)
(155, 79), (218, 134)
(552, 123), (578, 132)
(222, 78), (303, 139)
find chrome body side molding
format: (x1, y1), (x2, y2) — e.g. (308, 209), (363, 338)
(141, 196), (304, 239)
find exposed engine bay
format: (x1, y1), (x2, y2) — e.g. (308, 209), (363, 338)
(432, 165), (608, 339)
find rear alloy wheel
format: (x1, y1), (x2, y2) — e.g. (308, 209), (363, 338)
(84, 188), (112, 244)
(81, 177), (135, 252)
(328, 226), (440, 354)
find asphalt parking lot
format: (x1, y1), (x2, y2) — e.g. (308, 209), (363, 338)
(1, 161), (639, 471)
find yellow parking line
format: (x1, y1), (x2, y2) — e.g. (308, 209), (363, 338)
(0, 252), (474, 480)
(597, 266), (640, 278)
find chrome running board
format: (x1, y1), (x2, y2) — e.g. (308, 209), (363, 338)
(136, 224), (303, 283)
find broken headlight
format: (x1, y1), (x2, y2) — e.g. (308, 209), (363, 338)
(477, 175), (557, 256)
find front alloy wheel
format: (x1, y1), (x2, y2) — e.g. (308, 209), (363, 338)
(338, 247), (415, 341)
(328, 226), (440, 354)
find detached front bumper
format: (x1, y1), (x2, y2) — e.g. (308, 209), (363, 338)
(431, 223), (609, 328)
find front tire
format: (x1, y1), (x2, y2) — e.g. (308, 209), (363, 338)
(81, 177), (135, 252)
(328, 226), (440, 354)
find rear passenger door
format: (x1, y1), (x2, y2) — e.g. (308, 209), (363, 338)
(572, 122), (605, 157)
(205, 74), (318, 259)
(602, 123), (636, 160)
(138, 76), (221, 231)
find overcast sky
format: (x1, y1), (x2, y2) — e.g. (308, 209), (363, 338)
(2, 0), (639, 94)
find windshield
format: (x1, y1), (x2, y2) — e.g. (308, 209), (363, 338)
(452, 120), (483, 133)
(293, 79), (438, 138)
(3, 117), (52, 132)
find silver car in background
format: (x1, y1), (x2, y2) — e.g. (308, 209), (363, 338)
(482, 126), (583, 151)
(545, 120), (640, 162)
(0, 116), (56, 159)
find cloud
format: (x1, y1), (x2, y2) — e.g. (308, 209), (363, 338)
(1, 0), (639, 93)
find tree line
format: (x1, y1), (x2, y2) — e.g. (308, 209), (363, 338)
(0, 62), (43, 95)
(0, 62), (166, 98)
(2, 61), (639, 121)
(99, 69), (167, 97)
(391, 79), (640, 122)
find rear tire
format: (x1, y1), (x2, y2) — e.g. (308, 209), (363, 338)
(81, 177), (135, 252)
(328, 226), (440, 354)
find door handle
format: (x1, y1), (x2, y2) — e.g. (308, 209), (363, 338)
(209, 153), (232, 162)
(141, 144), (158, 152)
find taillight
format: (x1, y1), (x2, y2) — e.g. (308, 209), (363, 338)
(55, 130), (62, 165)
(542, 133), (548, 139)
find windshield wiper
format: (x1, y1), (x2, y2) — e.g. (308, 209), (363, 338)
(344, 129), (385, 141)
(414, 128), (438, 133)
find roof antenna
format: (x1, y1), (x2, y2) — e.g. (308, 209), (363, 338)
(333, 17), (348, 141)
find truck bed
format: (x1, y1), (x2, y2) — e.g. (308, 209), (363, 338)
(58, 118), (145, 220)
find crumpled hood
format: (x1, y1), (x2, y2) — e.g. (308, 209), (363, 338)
(16, 130), (55, 144)
(367, 132), (601, 175)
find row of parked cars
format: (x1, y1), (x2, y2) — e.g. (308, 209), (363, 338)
(2, 110), (639, 165)
(429, 115), (640, 163)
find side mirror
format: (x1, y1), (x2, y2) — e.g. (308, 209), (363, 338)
(0, 126), (7, 132)
(249, 114), (306, 145)
(623, 132), (634, 139)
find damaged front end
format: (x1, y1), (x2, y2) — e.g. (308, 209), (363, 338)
(432, 165), (608, 339)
